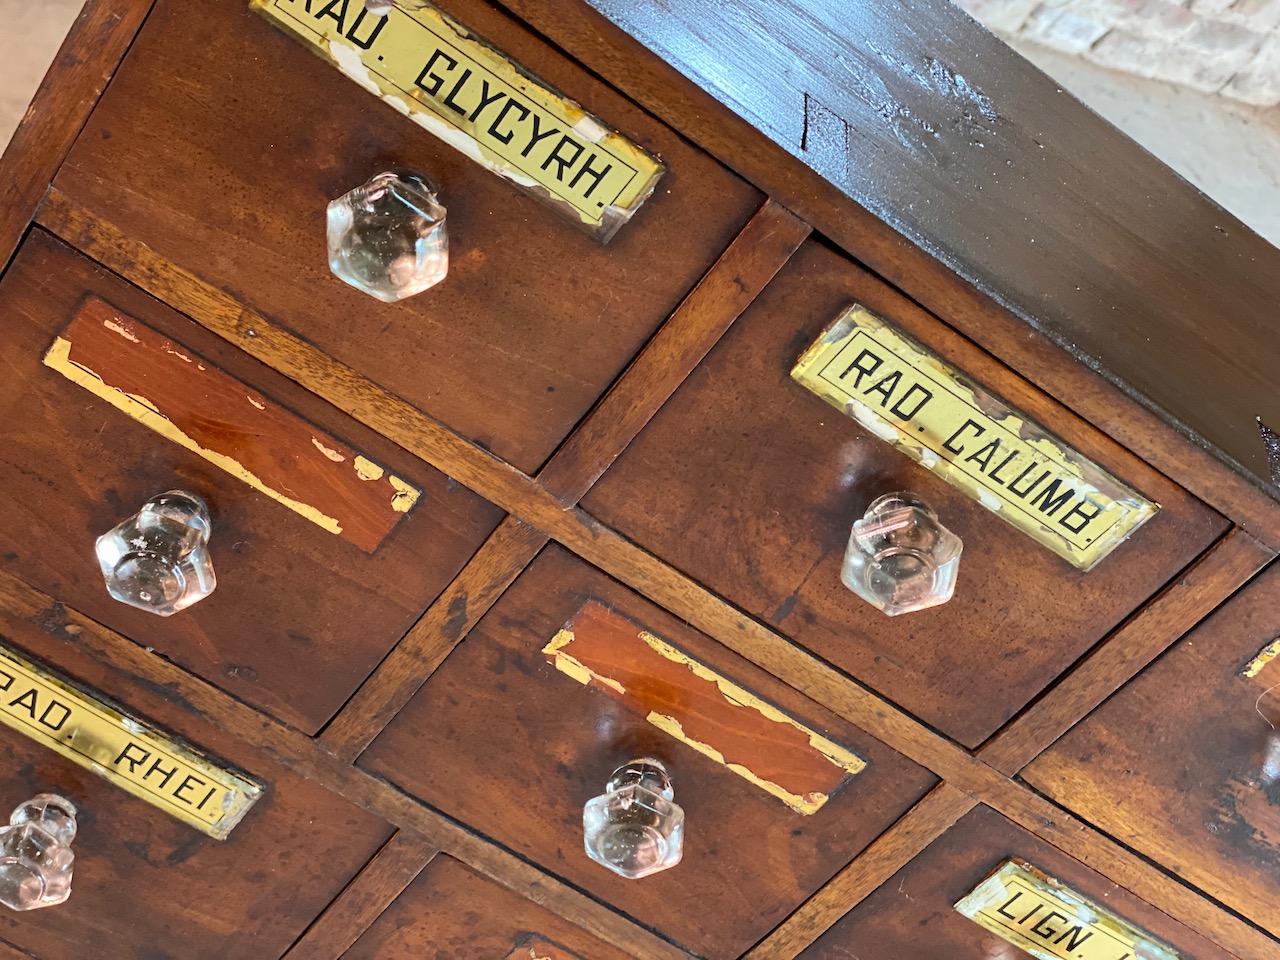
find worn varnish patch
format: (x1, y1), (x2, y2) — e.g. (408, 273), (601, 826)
(543, 601), (864, 814)
(43, 298), (420, 551)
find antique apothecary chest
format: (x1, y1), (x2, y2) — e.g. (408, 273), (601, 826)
(0, 0), (1277, 957)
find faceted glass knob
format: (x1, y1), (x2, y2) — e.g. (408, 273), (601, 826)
(0, 794), (77, 912)
(95, 490), (216, 616)
(583, 759), (684, 880)
(841, 492), (962, 616)
(327, 170), (448, 302)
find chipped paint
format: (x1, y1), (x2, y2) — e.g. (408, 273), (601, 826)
(0, 643), (263, 839)
(44, 300), (423, 552)
(1243, 638), (1280, 679)
(542, 602), (865, 814)
(504, 935), (584, 960)
(955, 860), (1180, 960)
(792, 305), (1157, 570)
(250, 0), (664, 241)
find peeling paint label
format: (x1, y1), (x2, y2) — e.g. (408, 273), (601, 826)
(1242, 637), (1280, 679)
(504, 934), (583, 960)
(955, 861), (1180, 960)
(250, 0), (664, 240)
(543, 601), (865, 814)
(0, 644), (262, 839)
(792, 306), (1157, 570)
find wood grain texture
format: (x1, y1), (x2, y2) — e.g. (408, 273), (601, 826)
(34, 194), (1267, 958)
(982, 527), (1275, 773)
(284, 832), (438, 960)
(0, 230), (502, 734)
(0, 592), (393, 960)
(342, 856), (639, 960)
(495, 0), (1280, 550)
(320, 199), (807, 761)
(0, 566), (689, 960)
(583, 238), (1227, 747)
(798, 806), (1239, 960)
(747, 783), (977, 959)
(360, 546), (939, 960)
(53, 0), (761, 475)
(1023, 562), (1280, 942)
(49, 297), (420, 553)
(0, 0), (152, 271)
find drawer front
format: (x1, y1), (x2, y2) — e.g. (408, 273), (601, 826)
(801, 806), (1231, 960)
(582, 239), (1226, 747)
(343, 855), (632, 960)
(0, 231), (503, 734)
(1024, 562), (1280, 939)
(53, 0), (762, 474)
(0, 595), (392, 960)
(359, 544), (938, 960)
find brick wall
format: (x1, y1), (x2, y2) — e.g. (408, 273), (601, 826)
(956, 0), (1280, 105)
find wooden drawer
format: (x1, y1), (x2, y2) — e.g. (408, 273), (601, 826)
(800, 806), (1231, 959)
(51, 0), (762, 475)
(1024, 562), (1280, 940)
(343, 855), (632, 959)
(0, 586), (392, 960)
(582, 239), (1227, 747)
(358, 544), (938, 960)
(0, 231), (503, 734)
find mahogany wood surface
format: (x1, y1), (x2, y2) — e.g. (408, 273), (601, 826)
(1024, 561), (1280, 941)
(0, 231), (503, 733)
(359, 545), (939, 959)
(52, 0), (761, 475)
(584, 238), (1227, 746)
(799, 806), (1236, 960)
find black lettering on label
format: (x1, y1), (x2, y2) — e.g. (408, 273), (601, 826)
(863, 370), (902, 407)
(468, 78), (505, 123)
(521, 114), (561, 158)
(542, 135), (585, 182)
(9, 688), (38, 720)
(313, 0), (350, 30)
(1008, 464), (1049, 499)
(943, 418), (984, 455)
(569, 152), (614, 199)
(114, 742), (151, 774)
(488, 98), (530, 144)
(963, 438), (1001, 471)
(344, 7), (387, 49)
(174, 774), (209, 806)
(1030, 910), (1070, 940)
(0, 669), (13, 693)
(1059, 499), (1103, 535)
(196, 785), (218, 812)
(988, 450), (1020, 483)
(414, 48), (457, 98)
(38, 700), (70, 732)
(838, 348), (882, 389)
(889, 383), (932, 421)
(440, 67), (473, 116)
(1028, 477), (1075, 517)
(995, 891), (1024, 920)
(1018, 902), (1044, 924)
(143, 756), (180, 791)
(1055, 925), (1094, 951)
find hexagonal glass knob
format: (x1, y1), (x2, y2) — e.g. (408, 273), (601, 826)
(327, 170), (448, 302)
(95, 490), (216, 617)
(0, 794), (77, 912)
(841, 492), (962, 616)
(583, 759), (684, 880)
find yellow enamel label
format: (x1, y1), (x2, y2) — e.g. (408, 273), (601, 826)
(251, 0), (664, 240)
(956, 861), (1180, 960)
(792, 306), (1157, 570)
(0, 645), (262, 839)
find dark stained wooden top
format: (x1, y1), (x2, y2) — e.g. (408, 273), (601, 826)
(575, 0), (1280, 499)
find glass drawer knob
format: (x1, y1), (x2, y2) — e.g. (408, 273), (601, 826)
(327, 170), (449, 302)
(96, 490), (216, 616)
(0, 794), (77, 912)
(583, 759), (684, 880)
(841, 492), (962, 616)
